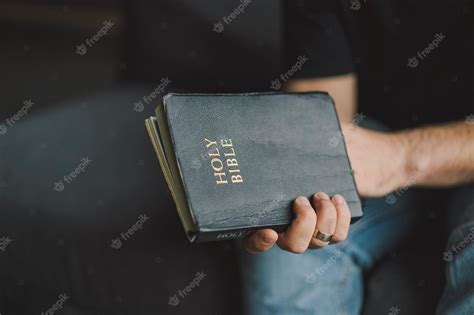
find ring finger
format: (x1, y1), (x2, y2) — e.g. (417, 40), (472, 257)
(309, 192), (337, 248)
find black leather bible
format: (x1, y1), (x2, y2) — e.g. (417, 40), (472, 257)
(145, 92), (362, 242)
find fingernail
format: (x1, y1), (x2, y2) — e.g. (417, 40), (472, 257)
(315, 192), (330, 200)
(333, 194), (345, 204)
(295, 196), (311, 206)
(262, 235), (274, 245)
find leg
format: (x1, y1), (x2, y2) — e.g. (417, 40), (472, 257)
(437, 184), (474, 315)
(240, 189), (424, 315)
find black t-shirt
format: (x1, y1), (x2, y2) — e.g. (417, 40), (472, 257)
(286, 0), (474, 129)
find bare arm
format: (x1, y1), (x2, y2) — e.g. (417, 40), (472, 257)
(341, 120), (474, 197)
(401, 121), (474, 187)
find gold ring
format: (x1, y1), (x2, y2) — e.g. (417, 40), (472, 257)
(313, 229), (333, 242)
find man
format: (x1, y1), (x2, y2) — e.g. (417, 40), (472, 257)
(242, 0), (474, 314)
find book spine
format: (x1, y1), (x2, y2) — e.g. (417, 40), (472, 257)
(195, 224), (288, 242)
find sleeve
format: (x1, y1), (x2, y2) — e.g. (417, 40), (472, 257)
(285, 0), (355, 79)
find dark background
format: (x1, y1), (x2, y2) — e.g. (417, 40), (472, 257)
(0, 1), (447, 314)
(0, 0), (282, 118)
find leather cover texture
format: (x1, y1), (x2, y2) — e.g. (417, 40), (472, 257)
(163, 92), (362, 241)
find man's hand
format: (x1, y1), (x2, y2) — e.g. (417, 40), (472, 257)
(244, 193), (351, 254)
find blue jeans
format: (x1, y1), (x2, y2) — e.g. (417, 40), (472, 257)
(240, 184), (474, 315)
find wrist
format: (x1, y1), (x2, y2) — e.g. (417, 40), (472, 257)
(392, 129), (426, 188)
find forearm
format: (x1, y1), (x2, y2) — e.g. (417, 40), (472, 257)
(398, 121), (474, 187)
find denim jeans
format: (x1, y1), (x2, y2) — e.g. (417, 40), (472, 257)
(240, 180), (474, 315)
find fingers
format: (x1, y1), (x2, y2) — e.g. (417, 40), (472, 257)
(277, 196), (317, 254)
(331, 194), (351, 243)
(309, 192), (337, 248)
(243, 229), (278, 253)
(243, 194), (351, 255)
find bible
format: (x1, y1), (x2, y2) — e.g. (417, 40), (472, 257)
(145, 92), (362, 242)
